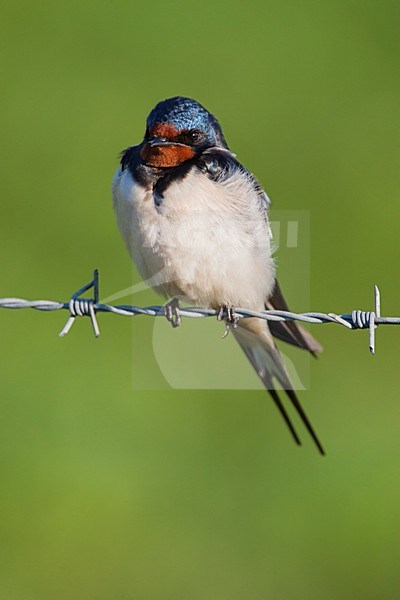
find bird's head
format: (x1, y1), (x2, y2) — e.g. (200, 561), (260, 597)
(140, 96), (228, 168)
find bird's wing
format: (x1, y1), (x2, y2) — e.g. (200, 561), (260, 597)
(266, 279), (323, 355)
(247, 162), (323, 355)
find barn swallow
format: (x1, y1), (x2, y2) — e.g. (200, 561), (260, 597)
(112, 96), (324, 454)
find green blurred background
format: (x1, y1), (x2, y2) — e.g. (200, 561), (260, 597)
(1, 1), (399, 598)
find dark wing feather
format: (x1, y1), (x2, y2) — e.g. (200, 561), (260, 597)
(267, 280), (323, 355)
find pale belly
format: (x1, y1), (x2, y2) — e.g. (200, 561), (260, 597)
(112, 167), (275, 309)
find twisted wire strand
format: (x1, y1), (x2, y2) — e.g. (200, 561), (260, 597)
(0, 271), (398, 354)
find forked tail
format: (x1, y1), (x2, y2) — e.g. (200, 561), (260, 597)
(233, 320), (325, 455)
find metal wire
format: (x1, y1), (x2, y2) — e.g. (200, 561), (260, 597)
(1, 270), (398, 355)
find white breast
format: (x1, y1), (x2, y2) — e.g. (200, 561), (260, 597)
(112, 166), (275, 309)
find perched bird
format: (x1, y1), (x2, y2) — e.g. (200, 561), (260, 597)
(112, 96), (324, 454)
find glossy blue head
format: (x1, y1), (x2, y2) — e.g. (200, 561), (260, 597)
(145, 96), (228, 149)
(140, 97), (229, 168)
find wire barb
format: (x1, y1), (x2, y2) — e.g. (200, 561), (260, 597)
(0, 272), (398, 354)
(59, 270), (100, 338)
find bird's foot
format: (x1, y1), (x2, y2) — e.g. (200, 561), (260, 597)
(217, 305), (239, 338)
(164, 298), (182, 328)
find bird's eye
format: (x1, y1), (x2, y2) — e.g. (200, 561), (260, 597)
(178, 129), (202, 145)
(189, 130), (201, 142)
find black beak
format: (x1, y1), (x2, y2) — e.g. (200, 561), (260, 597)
(148, 137), (189, 148)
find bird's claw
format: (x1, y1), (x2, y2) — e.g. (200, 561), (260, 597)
(164, 298), (182, 328)
(217, 305), (239, 338)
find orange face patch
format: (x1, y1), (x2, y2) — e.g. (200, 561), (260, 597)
(140, 143), (195, 167)
(149, 123), (179, 140)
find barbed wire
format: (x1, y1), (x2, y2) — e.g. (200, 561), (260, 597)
(1, 270), (398, 355)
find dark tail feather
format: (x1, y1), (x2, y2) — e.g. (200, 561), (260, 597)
(233, 321), (325, 455)
(268, 388), (302, 447)
(285, 389), (325, 455)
